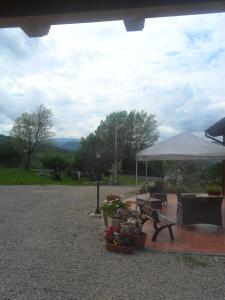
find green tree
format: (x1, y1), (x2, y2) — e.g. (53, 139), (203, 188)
(75, 133), (100, 178)
(76, 110), (159, 175)
(10, 104), (54, 170)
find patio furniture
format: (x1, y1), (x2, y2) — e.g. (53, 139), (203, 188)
(137, 194), (163, 211)
(136, 198), (176, 241)
(151, 192), (167, 206)
(149, 197), (163, 211)
(177, 194), (223, 228)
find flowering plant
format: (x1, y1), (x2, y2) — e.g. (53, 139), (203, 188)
(104, 226), (116, 243)
(104, 224), (133, 247)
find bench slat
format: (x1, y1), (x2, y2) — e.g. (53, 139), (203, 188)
(142, 214), (174, 227)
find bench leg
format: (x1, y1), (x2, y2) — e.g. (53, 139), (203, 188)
(152, 228), (163, 242)
(152, 226), (175, 242)
(168, 226), (174, 241)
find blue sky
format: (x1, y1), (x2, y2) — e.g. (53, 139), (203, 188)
(0, 13), (225, 139)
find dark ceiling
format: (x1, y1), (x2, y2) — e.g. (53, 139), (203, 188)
(1, 0), (225, 37)
(0, 1), (225, 18)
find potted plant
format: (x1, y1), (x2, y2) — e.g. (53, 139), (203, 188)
(207, 185), (221, 196)
(106, 194), (121, 201)
(100, 199), (128, 227)
(129, 214), (147, 249)
(104, 225), (133, 253)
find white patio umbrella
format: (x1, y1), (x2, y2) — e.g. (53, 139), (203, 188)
(135, 132), (225, 193)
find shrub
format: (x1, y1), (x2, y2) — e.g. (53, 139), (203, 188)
(0, 141), (23, 167)
(40, 153), (69, 180)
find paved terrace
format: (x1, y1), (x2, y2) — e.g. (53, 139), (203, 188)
(0, 185), (224, 299)
(139, 193), (225, 254)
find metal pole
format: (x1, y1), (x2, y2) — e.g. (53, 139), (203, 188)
(95, 153), (101, 214)
(223, 136), (225, 196)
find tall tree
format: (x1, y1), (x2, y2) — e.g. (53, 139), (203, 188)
(76, 110), (159, 175)
(10, 104), (54, 170)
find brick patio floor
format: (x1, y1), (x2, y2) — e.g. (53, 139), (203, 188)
(133, 193), (225, 255)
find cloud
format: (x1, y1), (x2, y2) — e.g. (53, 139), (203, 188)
(0, 28), (40, 58)
(0, 13), (225, 139)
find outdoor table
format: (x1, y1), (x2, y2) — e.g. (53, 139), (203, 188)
(136, 194), (163, 211)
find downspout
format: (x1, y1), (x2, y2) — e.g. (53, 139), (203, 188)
(205, 132), (225, 196)
(223, 136), (225, 196)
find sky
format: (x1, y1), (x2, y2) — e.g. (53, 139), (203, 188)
(0, 12), (225, 140)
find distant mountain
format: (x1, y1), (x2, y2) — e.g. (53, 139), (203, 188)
(52, 138), (80, 151)
(0, 135), (80, 151)
(0, 134), (10, 142)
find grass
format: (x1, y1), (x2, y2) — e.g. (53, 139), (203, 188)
(181, 254), (210, 268)
(102, 174), (149, 186)
(118, 175), (147, 185)
(0, 168), (143, 186)
(0, 168), (87, 185)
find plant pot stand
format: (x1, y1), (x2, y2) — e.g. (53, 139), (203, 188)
(105, 243), (133, 254)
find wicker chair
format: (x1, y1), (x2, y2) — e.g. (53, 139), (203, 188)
(176, 195), (223, 227)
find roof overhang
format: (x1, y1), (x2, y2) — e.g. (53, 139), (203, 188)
(1, 1), (225, 37)
(205, 117), (225, 137)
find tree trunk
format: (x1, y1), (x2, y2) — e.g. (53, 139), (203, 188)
(25, 151), (32, 170)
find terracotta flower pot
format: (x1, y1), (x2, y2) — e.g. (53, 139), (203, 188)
(132, 232), (147, 249)
(208, 191), (221, 196)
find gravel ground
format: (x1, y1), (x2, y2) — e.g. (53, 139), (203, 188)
(0, 185), (224, 300)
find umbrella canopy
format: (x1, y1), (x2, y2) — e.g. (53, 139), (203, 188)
(136, 132), (225, 161)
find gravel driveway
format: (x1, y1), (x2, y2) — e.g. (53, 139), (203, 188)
(0, 185), (224, 300)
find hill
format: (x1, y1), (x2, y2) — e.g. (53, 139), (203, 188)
(0, 134), (80, 151)
(0, 134), (10, 142)
(52, 138), (80, 151)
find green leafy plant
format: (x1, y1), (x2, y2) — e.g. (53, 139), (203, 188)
(100, 200), (128, 219)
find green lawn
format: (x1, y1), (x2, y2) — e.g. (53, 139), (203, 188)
(0, 168), (87, 185)
(120, 175), (150, 185)
(0, 168), (148, 186)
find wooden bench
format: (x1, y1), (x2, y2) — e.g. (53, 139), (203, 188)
(136, 198), (177, 242)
